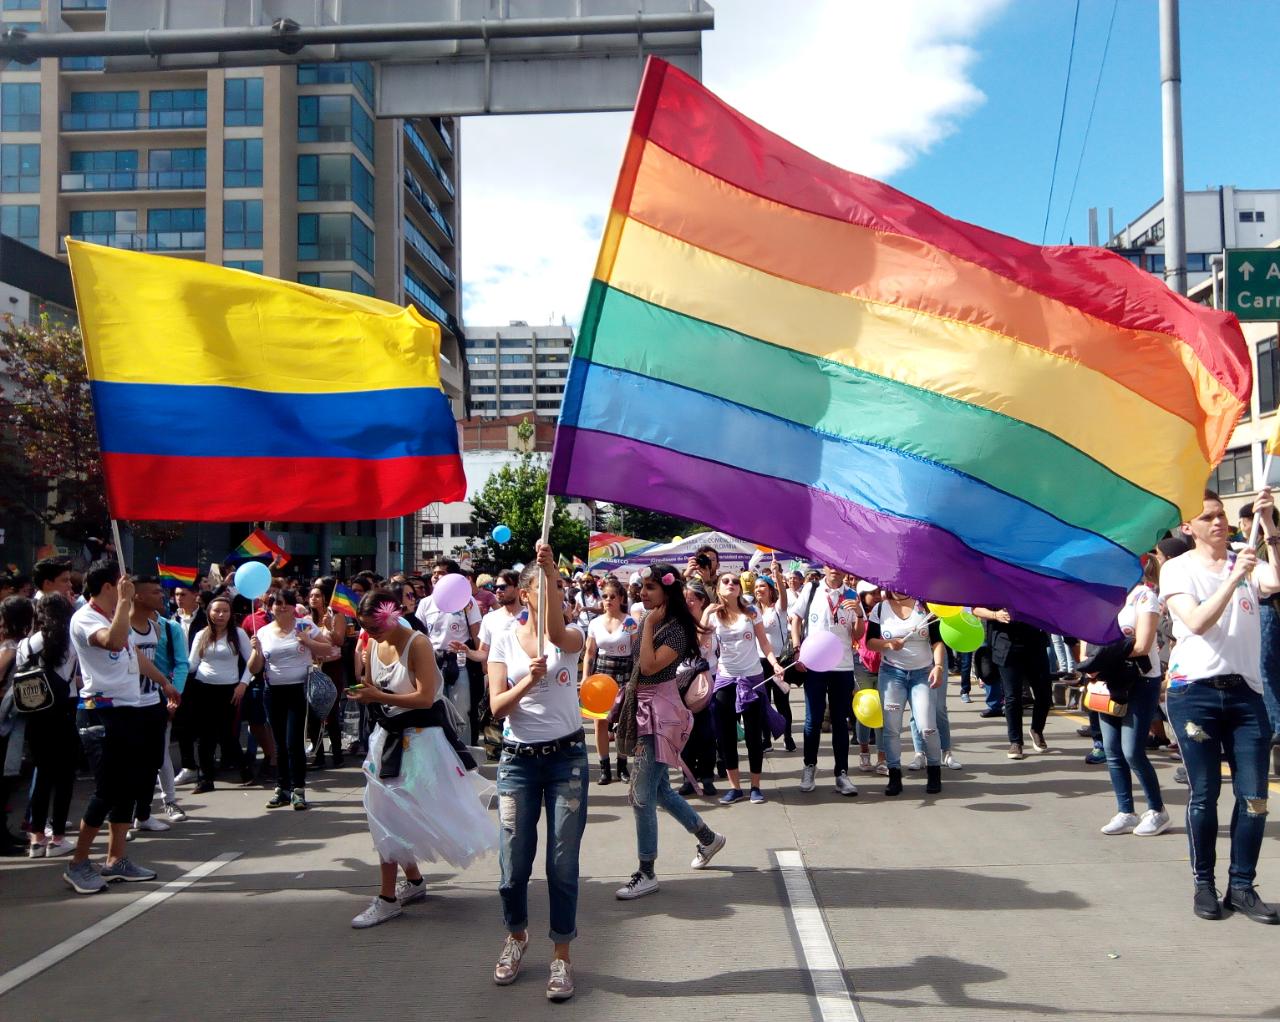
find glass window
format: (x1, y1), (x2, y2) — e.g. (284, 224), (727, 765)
(1186, 253), (1209, 273)
(351, 103), (374, 162)
(4, 0), (41, 9)
(148, 208), (204, 232)
(1210, 447), (1253, 496)
(148, 89), (206, 129)
(224, 138), (263, 188)
(0, 205), (38, 245)
(1259, 337), (1279, 415)
(468, 339), (496, 349)
(224, 259), (263, 273)
(503, 385), (534, 394)
(466, 354), (496, 365)
(1240, 210), (1257, 223)
(60, 56), (106, 71)
(297, 213), (374, 274)
(542, 352), (569, 363)
(224, 199), (262, 249)
(1, 83), (40, 132)
(499, 354), (533, 365)
(70, 150), (138, 172)
(471, 385), (497, 395)
(297, 270), (374, 296)
(297, 154), (373, 216)
(70, 90), (138, 112)
(223, 78), (263, 127)
(1, 144), (39, 192)
(148, 147), (205, 171)
(297, 62), (375, 108)
(70, 208), (137, 236)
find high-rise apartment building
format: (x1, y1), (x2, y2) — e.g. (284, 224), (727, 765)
(0, 0), (464, 410)
(463, 321), (575, 419)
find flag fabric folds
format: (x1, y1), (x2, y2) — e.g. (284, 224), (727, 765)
(231, 528), (289, 569)
(588, 531), (656, 566)
(67, 241), (466, 522)
(156, 563), (197, 588)
(548, 59), (1251, 642)
(329, 583), (359, 619)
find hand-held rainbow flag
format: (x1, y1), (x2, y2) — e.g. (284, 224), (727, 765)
(231, 528), (290, 569)
(156, 562), (198, 588)
(549, 58), (1251, 642)
(329, 583), (359, 619)
(67, 241), (466, 522)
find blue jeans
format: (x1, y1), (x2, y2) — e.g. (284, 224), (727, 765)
(1049, 634), (1075, 674)
(956, 652), (972, 694)
(631, 735), (706, 861)
(880, 664), (941, 768)
(984, 673), (1003, 710)
(802, 669), (855, 775)
(1166, 680), (1273, 889)
(1098, 676), (1164, 814)
(497, 739), (589, 942)
(1260, 602), (1280, 736)
(912, 679), (950, 753)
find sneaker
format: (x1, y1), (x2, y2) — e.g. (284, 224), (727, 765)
(100, 857), (157, 883)
(546, 959), (575, 1002)
(678, 780), (696, 797)
(700, 780), (717, 797)
(174, 768), (198, 787)
(1006, 743), (1024, 760)
(834, 772), (859, 797)
(1076, 723), (1094, 738)
(304, 741), (315, 757)
(691, 832), (727, 869)
(979, 706), (1003, 718)
(874, 761), (889, 776)
(131, 816), (171, 834)
(291, 790), (309, 811)
(1193, 885), (1224, 920)
(192, 781), (215, 795)
(799, 764), (817, 792)
(1222, 885), (1280, 925)
(63, 859), (107, 895)
(1174, 765), (1189, 784)
(1134, 808), (1171, 836)
(265, 788), (291, 809)
(1029, 729), (1048, 753)
(396, 878), (428, 906)
(907, 752), (926, 771)
(163, 802), (187, 822)
(943, 750), (962, 770)
(719, 788), (745, 805)
(493, 934), (529, 985)
(749, 786), (766, 804)
(615, 870), (659, 900)
(1085, 743), (1107, 765)
(27, 841), (46, 858)
(858, 752), (873, 772)
(959, 692), (971, 703)
(351, 895), (402, 928)
(1101, 812), (1139, 835)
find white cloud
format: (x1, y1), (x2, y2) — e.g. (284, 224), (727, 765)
(458, 0), (1011, 328)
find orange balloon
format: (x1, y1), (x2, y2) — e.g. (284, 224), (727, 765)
(579, 673), (619, 716)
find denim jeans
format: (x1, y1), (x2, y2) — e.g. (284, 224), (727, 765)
(880, 664), (941, 768)
(1098, 675), (1164, 814)
(631, 734), (706, 861)
(854, 664), (881, 747)
(1049, 634), (1075, 674)
(1166, 680), (1274, 889)
(912, 679), (950, 753)
(956, 652), (973, 694)
(802, 669), (855, 775)
(497, 738), (589, 942)
(1260, 602), (1280, 736)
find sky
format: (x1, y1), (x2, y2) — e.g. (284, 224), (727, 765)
(458, 0), (1280, 328)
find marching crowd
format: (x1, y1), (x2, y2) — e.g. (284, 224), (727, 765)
(1, 486), (1279, 1001)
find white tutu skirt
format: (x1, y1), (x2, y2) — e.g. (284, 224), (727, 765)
(363, 725), (498, 870)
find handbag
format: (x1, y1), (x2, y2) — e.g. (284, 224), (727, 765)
(12, 663), (56, 714)
(1082, 679), (1128, 718)
(676, 658), (713, 713)
(305, 664), (338, 720)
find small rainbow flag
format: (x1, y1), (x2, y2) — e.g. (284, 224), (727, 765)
(157, 562), (198, 588)
(329, 582), (359, 619)
(232, 528), (290, 568)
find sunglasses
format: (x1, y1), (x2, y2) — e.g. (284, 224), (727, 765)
(494, 584), (510, 591)
(720, 578), (740, 586)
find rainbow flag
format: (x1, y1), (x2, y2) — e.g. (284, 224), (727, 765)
(588, 531), (656, 566)
(231, 528), (290, 569)
(156, 562), (197, 588)
(549, 59), (1251, 641)
(67, 241), (466, 521)
(329, 582), (359, 619)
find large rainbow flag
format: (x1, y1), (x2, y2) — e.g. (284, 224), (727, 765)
(549, 59), (1250, 641)
(68, 241), (466, 522)
(588, 531), (657, 566)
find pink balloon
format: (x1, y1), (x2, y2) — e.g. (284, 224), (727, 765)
(432, 573), (472, 615)
(799, 630), (844, 673)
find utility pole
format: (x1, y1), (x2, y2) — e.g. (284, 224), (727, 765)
(1160, 0), (1187, 295)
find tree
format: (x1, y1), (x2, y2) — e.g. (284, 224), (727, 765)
(601, 503), (707, 543)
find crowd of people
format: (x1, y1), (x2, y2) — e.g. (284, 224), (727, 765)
(1, 486), (1278, 1001)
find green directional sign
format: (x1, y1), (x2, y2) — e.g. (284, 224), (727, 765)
(1225, 248), (1280, 321)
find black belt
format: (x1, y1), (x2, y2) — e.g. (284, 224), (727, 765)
(1198, 674), (1246, 690)
(502, 728), (585, 758)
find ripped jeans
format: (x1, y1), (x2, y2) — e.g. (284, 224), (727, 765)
(631, 734), (707, 862)
(496, 737), (589, 942)
(1166, 679), (1273, 889)
(879, 663), (941, 769)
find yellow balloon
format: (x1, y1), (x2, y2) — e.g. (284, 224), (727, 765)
(926, 603), (963, 618)
(672, 536), (684, 543)
(853, 688), (884, 729)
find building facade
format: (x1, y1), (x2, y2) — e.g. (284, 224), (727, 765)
(463, 321), (575, 419)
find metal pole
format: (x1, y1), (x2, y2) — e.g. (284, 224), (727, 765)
(1160, 0), (1187, 295)
(1209, 253), (1224, 309)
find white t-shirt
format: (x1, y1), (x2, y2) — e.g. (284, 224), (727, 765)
(478, 606), (521, 650)
(756, 603), (787, 658)
(489, 625), (584, 743)
(129, 620), (162, 706)
(189, 626), (252, 685)
(70, 602), (141, 706)
(713, 606), (762, 677)
(797, 583), (861, 672)
(587, 614), (638, 658)
(257, 620), (320, 686)
(576, 592), (602, 627)
(1116, 584), (1163, 679)
(1160, 552), (1262, 692)
(416, 594), (482, 652)
(17, 632), (78, 699)
(629, 601), (646, 622)
(868, 600), (935, 671)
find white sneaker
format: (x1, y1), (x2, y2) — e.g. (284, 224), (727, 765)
(44, 837), (75, 858)
(874, 761), (889, 776)
(907, 752), (926, 771)
(1133, 808), (1171, 836)
(493, 934), (529, 986)
(1100, 812), (1139, 835)
(131, 816), (171, 834)
(691, 833), (726, 870)
(615, 871), (659, 900)
(799, 764), (817, 792)
(351, 896), (402, 929)
(943, 750), (962, 770)
(163, 802), (187, 822)
(396, 877), (428, 905)
(834, 772), (859, 797)
(173, 768), (198, 787)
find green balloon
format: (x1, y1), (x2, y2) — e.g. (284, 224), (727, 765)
(939, 611), (984, 653)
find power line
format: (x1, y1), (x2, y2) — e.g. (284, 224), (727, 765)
(1058, 0), (1120, 244)
(1041, 0), (1083, 244)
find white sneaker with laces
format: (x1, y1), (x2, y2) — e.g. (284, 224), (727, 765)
(396, 878), (428, 905)
(494, 934), (529, 986)
(131, 816), (171, 834)
(163, 802), (187, 822)
(834, 772), (859, 797)
(691, 833), (726, 869)
(615, 871), (659, 900)
(173, 768), (198, 787)
(1100, 812), (1139, 835)
(858, 752), (873, 772)
(547, 958), (575, 1002)
(943, 750), (962, 770)
(1133, 808), (1171, 836)
(44, 837), (75, 857)
(874, 761), (889, 776)
(351, 896), (402, 928)
(799, 764), (817, 792)
(907, 752), (926, 771)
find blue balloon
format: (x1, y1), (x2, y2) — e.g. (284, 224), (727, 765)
(492, 524), (512, 544)
(234, 560), (271, 600)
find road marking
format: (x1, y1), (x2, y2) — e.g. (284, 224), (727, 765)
(0, 851), (240, 998)
(774, 849), (864, 1022)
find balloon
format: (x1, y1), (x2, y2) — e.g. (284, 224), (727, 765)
(432, 573), (472, 614)
(798, 630), (844, 673)
(672, 536), (684, 544)
(926, 603), (963, 618)
(234, 560), (271, 600)
(853, 688), (883, 729)
(580, 673), (619, 716)
(492, 524), (512, 544)
(939, 611), (984, 653)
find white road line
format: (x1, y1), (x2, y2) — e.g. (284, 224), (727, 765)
(0, 851), (240, 998)
(774, 849), (864, 1022)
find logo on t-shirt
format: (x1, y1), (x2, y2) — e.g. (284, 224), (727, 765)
(1240, 598), (1254, 614)
(1121, 626), (1134, 637)
(556, 669), (570, 687)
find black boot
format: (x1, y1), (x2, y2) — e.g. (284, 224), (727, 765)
(926, 764), (942, 795)
(884, 768), (903, 797)
(598, 757), (613, 785)
(616, 757), (630, 782)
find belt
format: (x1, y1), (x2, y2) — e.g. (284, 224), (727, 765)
(502, 728), (585, 758)
(1198, 674), (1246, 690)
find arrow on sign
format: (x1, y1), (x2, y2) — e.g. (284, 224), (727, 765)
(1240, 261), (1255, 281)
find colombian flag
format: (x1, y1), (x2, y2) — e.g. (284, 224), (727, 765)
(156, 562), (197, 588)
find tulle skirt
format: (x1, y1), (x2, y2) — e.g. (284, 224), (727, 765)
(363, 724), (498, 870)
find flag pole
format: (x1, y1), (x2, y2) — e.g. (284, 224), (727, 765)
(536, 493), (555, 657)
(1247, 449), (1274, 549)
(110, 519), (128, 574)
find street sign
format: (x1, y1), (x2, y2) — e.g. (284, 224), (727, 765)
(1225, 248), (1280, 321)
